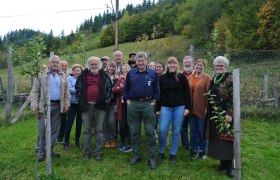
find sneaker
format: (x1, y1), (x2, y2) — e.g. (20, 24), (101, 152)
(190, 150), (198, 159)
(122, 145), (132, 153)
(83, 153), (90, 160)
(158, 153), (165, 161)
(116, 145), (125, 151)
(64, 144), (70, 151)
(104, 141), (111, 148)
(198, 152), (206, 160)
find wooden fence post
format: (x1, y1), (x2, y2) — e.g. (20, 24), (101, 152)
(189, 44), (195, 58)
(45, 51), (54, 176)
(263, 74), (268, 101)
(233, 69), (242, 180)
(274, 76), (279, 109)
(5, 46), (13, 123)
(13, 78), (18, 95)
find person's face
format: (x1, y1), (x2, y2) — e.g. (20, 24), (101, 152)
(114, 52), (123, 65)
(156, 63), (164, 75)
(122, 66), (129, 76)
(215, 63), (226, 74)
(102, 59), (108, 69)
(49, 57), (60, 72)
(130, 55), (136, 60)
(195, 61), (205, 73)
(73, 67), (82, 77)
(148, 62), (156, 70)
(88, 59), (99, 74)
(107, 65), (116, 75)
(167, 61), (177, 73)
(136, 57), (147, 71)
(183, 59), (193, 72)
(59, 62), (68, 73)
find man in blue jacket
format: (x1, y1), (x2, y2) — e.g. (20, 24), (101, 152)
(123, 52), (160, 170)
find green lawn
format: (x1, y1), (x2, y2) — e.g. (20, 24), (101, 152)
(0, 118), (279, 179)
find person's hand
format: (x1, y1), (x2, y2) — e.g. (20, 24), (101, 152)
(64, 107), (69, 113)
(155, 111), (160, 116)
(226, 114), (232, 123)
(126, 100), (131, 105)
(184, 109), (190, 116)
(150, 101), (156, 106)
(32, 109), (38, 114)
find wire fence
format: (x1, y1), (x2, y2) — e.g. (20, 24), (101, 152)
(0, 46), (279, 124)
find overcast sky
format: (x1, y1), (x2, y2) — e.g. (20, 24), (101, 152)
(0, 0), (145, 37)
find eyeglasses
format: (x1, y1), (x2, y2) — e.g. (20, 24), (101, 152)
(215, 64), (225, 67)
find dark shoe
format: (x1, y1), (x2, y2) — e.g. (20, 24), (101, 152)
(190, 149), (198, 159)
(94, 154), (102, 161)
(116, 144), (125, 151)
(227, 168), (234, 178)
(148, 159), (157, 170)
(57, 139), (64, 145)
(75, 143), (82, 148)
(51, 151), (60, 158)
(38, 154), (45, 162)
(170, 155), (177, 163)
(122, 145), (132, 153)
(158, 153), (165, 161)
(64, 144), (70, 151)
(83, 153), (90, 160)
(129, 156), (141, 166)
(198, 151), (206, 160)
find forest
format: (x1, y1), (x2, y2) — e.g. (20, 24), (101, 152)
(1, 0), (279, 53)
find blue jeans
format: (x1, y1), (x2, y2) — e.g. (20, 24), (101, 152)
(159, 105), (185, 155)
(189, 114), (207, 152)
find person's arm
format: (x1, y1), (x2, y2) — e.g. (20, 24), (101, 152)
(30, 76), (41, 114)
(63, 75), (70, 112)
(182, 74), (191, 116)
(105, 75), (113, 104)
(68, 77), (76, 94)
(123, 72), (131, 103)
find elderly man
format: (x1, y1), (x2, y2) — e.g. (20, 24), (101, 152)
(57, 60), (68, 144)
(101, 56), (110, 70)
(31, 55), (70, 162)
(75, 56), (113, 161)
(181, 56), (194, 150)
(113, 50), (123, 74)
(123, 52), (160, 170)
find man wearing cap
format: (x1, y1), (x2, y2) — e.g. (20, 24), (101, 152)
(128, 53), (137, 68)
(113, 51), (123, 74)
(101, 56), (110, 70)
(123, 52), (160, 170)
(31, 55), (70, 162)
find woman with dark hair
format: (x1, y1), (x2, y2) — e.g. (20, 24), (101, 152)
(206, 56), (234, 178)
(155, 61), (165, 76)
(188, 59), (211, 160)
(156, 57), (191, 163)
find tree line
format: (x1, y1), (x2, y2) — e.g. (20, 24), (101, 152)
(1, 0), (279, 53)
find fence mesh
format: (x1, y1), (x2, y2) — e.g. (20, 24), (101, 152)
(0, 46), (279, 124)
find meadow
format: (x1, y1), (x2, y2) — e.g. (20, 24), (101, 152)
(0, 117), (279, 179)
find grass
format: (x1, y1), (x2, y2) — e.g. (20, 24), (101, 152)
(0, 117), (279, 179)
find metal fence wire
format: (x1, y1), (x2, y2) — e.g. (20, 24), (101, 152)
(0, 46), (279, 124)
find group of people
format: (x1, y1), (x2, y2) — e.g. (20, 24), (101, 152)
(30, 51), (234, 178)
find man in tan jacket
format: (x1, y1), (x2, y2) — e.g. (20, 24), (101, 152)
(30, 55), (70, 162)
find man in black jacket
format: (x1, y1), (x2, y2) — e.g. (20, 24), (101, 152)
(75, 56), (113, 161)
